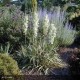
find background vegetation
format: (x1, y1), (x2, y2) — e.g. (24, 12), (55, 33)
(0, 0), (80, 75)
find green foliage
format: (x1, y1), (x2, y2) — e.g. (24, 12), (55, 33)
(61, 24), (76, 45)
(0, 6), (27, 63)
(0, 42), (10, 54)
(42, 0), (52, 9)
(25, 0), (37, 12)
(15, 12), (68, 74)
(0, 53), (21, 75)
(9, 8), (75, 73)
(48, 7), (76, 46)
(40, 0), (69, 9)
(0, 4), (77, 74)
(20, 42), (67, 71)
(63, 0), (80, 19)
(0, 6), (24, 50)
(2, 0), (11, 5)
(32, 0), (37, 11)
(51, 7), (76, 46)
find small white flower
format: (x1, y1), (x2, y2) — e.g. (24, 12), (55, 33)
(48, 24), (57, 44)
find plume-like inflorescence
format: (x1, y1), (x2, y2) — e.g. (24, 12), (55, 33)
(23, 15), (28, 35)
(48, 24), (57, 44)
(32, 12), (39, 38)
(43, 13), (50, 36)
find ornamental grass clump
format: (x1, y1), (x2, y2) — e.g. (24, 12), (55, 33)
(61, 22), (76, 46)
(51, 7), (76, 46)
(19, 11), (68, 74)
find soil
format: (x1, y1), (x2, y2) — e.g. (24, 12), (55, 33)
(58, 46), (80, 75)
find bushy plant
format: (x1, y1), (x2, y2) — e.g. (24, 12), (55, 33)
(16, 8), (76, 73)
(17, 11), (68, 74)
(12, 7), (77, 73)
(50, 7), (76, 46)
(0, 6), (24, 39)
(0, 53), (21, 75)
(0, 6), (24, 54)
(0, 5), (76, 74)
(61, 22), (76, 45)
(37, 7), (76, 46)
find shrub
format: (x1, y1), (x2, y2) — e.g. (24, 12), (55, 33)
(0, 53), (21, 75)
(0, 6), (24, 53)
(0, 6), (75, 74)
(0, 6), (24, 42)
(51, 7), (76, 46)
(61, 22), (76, 46)
(17, 11), (68, 74)
(19, 8), (76, 71)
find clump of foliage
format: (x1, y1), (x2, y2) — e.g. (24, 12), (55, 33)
(0, 6), (24, 53)
(25, 0), (37, 12)
(0, 4), (76, 75)
(16, 11), (68, 74)
(0, 53), (21, 75)
(61, 22), (76, 46)
(51, 7), (76, 46)
(11, 8), (76, 74)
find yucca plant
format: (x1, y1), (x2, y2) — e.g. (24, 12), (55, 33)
(18, 11), (68, 74)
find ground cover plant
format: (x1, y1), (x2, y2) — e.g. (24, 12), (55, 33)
(0, 53), (21, 75)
